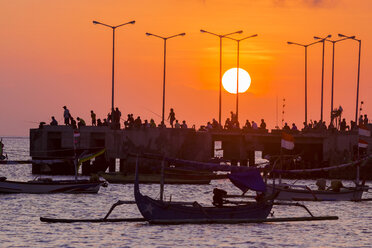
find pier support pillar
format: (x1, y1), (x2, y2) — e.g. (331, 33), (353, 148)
(248, 150), (255, 166)
(109, 158), (116, 172)
(119, 159), (126, 173)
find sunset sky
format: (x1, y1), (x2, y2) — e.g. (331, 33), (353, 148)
(0, 0), (371, 136)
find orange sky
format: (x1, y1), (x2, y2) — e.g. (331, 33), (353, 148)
(0, 0), (371, 136)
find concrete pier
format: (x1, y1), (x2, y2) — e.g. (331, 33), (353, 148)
(29, 125), (370, 177)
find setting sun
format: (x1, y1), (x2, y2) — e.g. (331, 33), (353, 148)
(222, 68), (251, 94)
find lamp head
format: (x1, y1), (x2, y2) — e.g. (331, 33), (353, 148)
(327, 34), (332, 38)
(236, 30), (243, 34)
(287, 41), (293, 44)
(200, 29), (206, 33)
(350, 36), (356, 39)
(146, 32), (152, 36)
(314, 36), (321, 40)
(338, 33), (345, 37)
(93, 21), (99, 25)
(180, 33), (186, 36)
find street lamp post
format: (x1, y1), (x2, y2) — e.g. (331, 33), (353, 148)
(338, 34), (362, 124)
(314, 35), (332, 123)
(93, 20), (135, 111)
(315, 36), (355, 124)
(146, 32), (186, 125)
(225, 34), (258, 123)
(200, 29), (243, 125)
(287, 39), (324, 125)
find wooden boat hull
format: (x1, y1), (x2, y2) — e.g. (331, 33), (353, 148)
(0, 180), (105, 194)
(135, 191), (273, 222)
(266, 184), (364, 201)
(100, 173), (211, 185)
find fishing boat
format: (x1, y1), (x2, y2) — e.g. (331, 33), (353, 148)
(0, 176), (107, 194)
(0, 148), (108, 194)
(265, 156), (370, 201)
(134, 155), (276, 224)
(265, 182), (366, 201)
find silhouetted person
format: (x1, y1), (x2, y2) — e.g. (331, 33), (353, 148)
(283, 122), (290, 131)
(103, 118), (108, 126)
(168, 108), (176, 128)
(291, 123), (298, 131)
(252, 121), (258, 130)
(181, 120), (188, 129)
(70, 117), (77, 129)
(97, 119), (102, 126)
(50, 116), (58, 126)
(91, 110), (96, 126)
(158, 121), (166, 128)
(260, 119), (266, 130)
(134, 116), (142, 129)
(77, 117), (86, 129)
(212, 118), (219, 129)
(150, 119), (156, 128)
(364, 114), (368, 125)
(175, 120), (181, 128)
(143, 119), (150, 128)
(359, 115), (363, 126)
(63, 106), (70, 125)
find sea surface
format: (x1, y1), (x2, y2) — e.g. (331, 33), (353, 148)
(0, 137), (371, 248)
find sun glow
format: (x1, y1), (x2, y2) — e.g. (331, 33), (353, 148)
(222, 68), (251, 94)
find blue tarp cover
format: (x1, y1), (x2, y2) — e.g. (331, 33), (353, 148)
(228, 171), (267, 193)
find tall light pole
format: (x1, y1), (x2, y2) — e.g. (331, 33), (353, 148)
(315, 36), (355, 124)
(225, 34), (258, 123)
(146, 32), (186, 124)
(338, 34), (361, 124)
(287, 39), (322, 125)
(200, 29), (243, 125)
(314, 35), (332, 123)
(93, 20), (135, 112)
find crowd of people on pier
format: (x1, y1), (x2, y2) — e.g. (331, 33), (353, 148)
(46, 106), (369, 134)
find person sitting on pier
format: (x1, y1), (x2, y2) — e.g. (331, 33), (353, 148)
(174, 120), (181, 128)
(224, 118), (232, 130)
(63, 106), (70, 125)
(70, 117), (77, 129)
(364, 114), (368, 125)
(149, 119), (156, 128)
(260, 119), (267, 130)
(181, 120), (188, 129)
(243, 120), (252, 131)
(50, 116), (58, 126)
(212, 118), (220, 130)
(134, 116), (142, 129)
(283, 122), (290, 131)
(97, 119), (103, 126)
(359, 115), (364, 126)
(291, 123), (297, 131)
(252, 121), (258, 130)
(143, 119), (150, 128)
(91, 110), (96, 126)
(102, 118), (108, 126)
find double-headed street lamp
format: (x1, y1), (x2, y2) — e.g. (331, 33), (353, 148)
(315, 36), (355, 123)
(287, 39), (324, 124)
(225, 34), (258, 123)
(338, 33), (362, 124)
(313, 35), (332, 123)
(146, 32), (186, 124)
(200, 29), (243, 125)
(93, 20), (135, 112)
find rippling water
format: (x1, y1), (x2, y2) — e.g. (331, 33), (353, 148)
(0, 137), (371, 247)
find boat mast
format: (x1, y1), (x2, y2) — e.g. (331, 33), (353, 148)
(160, 158), (165, 201)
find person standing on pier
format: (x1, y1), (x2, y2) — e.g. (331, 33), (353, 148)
(91, 110), (96, 126)
(168, 108), (176, 128)
(63, 106), (70, 125)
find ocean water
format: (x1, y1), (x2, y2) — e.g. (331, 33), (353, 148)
(0, 137), (371, 247)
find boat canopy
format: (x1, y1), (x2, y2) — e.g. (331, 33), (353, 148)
(228, 171), (267, 193)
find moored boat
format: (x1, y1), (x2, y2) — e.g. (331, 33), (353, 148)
(0, 176), (107, 194)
